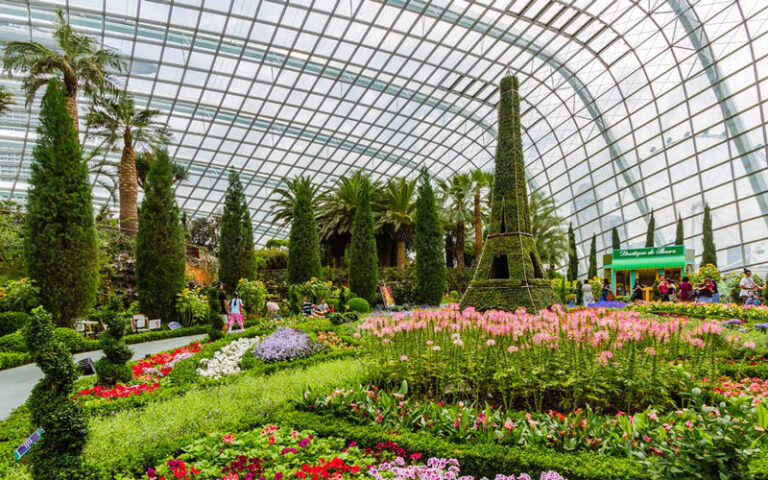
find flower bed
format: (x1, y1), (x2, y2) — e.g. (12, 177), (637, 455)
(356, 306), (752, 412)
(252, 328), (325, 363)
(197, 337), (260, 380)
(628, 301), (768, 323)
(142, 424), (566, 480)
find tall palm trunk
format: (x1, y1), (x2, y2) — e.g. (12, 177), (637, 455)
(456, 220), (465, 269)
(474, 192), (482, 259)
(119, 128), (139, 236)
(64, 95), (79, 133)
(396, 239), (406, 268)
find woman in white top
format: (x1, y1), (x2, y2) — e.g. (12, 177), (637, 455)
(228, 292), (245, 332)
(740, 270), (756, 304)
(582, 279), (593, 306)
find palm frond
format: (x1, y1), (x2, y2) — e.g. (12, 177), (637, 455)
(0, 86), (13, 115)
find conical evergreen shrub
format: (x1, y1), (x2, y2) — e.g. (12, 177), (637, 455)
(25, 307), (88, 479)
(24, 79), (98, 327)
(645, 211), (655, 247)
(612, 227), (621, 250)
(414, 170), (445, 305)
(567, 224), (578, 282)
(588, 234), (597, 278)
(286, 176), (321, 284)
(348, 180), (378, 304)
(218, 171), (257, 289)
(701, 204), (717, 267)
(136, 149), (186, 320)
(94, 295), (133, 385)
(675, 216), (684, 246)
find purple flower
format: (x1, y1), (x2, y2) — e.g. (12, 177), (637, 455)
(298, 437), (311, 447)
(252, 328), (320, 363)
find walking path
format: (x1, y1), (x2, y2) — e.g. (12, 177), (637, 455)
(0, 334), (206, 420)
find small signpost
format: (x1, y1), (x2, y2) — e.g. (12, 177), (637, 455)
(14, 427), (43, 461)
(380, 284), (395, 310)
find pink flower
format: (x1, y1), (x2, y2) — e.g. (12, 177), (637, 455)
(400, 355), (408, 361)
(507, 345), (519, 353)
(743, 341), (756, 349)
(222, 434), (235, 444)
(597, 350), (614, 366)
(685, 420), (693, 429)
(486, 339), (496, 346)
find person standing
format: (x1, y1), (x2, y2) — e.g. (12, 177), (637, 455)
(600, 278), (611, 301)
(740, 269), (757, 304)
(217, 282), (229, 332)
(582, 279), (594, 306)
(658, 276), (670, 301)
(679, 276), (693, 302)
(228, 292), (245, 332)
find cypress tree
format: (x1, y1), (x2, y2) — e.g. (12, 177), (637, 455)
(675, 215), (684, 246)
(94, 295), (132, 385)
(25, 307), (87, 479)
(348, 179), (379, 304)
(567, 223), (578, 282)
(588, 234), (597, 279)
(207, 285), (224, 341)
(136, 149), (186, 321)
(414, 170), (446, 305)
(218, 171), (257, 289)
(612, 226), (621, 250)
(645, 211), (655, 247)
(286, 176), (321, 284)
(701, 204), (717, 266)
(24, 79), (98, 327)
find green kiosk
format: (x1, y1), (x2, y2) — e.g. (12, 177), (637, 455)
(602, 246), (696, 297)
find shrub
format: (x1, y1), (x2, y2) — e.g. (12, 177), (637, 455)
(255, 248), (288, 269)
(136, 148), (186, 321)
(701, 203), (716, 267)
(53, 327), (90, 354)
(25, 306), (88, 479)
(0, 279), (40, 313)
(206, 285), (224, 341)
(218, 171), (257, 289)
(175, 287), (208, 327)
(0, 351), (29, 369)
(24, 79), (98, 326)
(348, 180), (378, 304)
(414, 170), (446, 305)
(94, 297), (133, 385)
(346, 297), (370, 314)
(328, 312), (361, 325)
(237, 278), (267, 315)
(287, 176), (322, 284)
(0, 330), (25, 352)
(252, 328), (322, 363)
(0, 311), (29, 336)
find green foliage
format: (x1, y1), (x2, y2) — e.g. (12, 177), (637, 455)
(52, 327), (90, 353)
(612, 226), (621, 250)
(24, 307), (88, 480)
(24, 79), (98, 327)
(414, 170), (446, 305)
(206, 286), (224, 341)
(255, 248), (288, 270)
(346, 297), (370, 314)
(0, 330), (25, 352)
(0, 351), (29, 369)
(529, 190), (567, 269)
(0, 201), (25, 281)
(175, 287), (208, 327)
(576, 280), (583, 305)
(237, 279), (267, 315)
(287, 284), (303, 314)
(587, 234), (597, 279)
(286, 176), (322, 284)
(645, 211), (655, 248)
(567, 224), (578, 282)
(135, 148), (186, 321)
(218, 171), (257, 289)
(348, 180), (378, 304)
(701, 204), (717, 267)
(327, 311), (360, 325)
(675, 216), (684, 246)
(94, 297), (132, 385)
(0, 278), (39, 313)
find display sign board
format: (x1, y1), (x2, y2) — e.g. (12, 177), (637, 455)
(612, 246), (685, 260)
(148, 319), (162, 330)
(14, 427), (43, 461)
(380, 285), (395, 309)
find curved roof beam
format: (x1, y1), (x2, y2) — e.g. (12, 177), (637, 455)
(666, 0), (768, 222)
(381, 0), (650, 217)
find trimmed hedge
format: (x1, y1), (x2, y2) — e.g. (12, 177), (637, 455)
(274, 410), (648, 480)
(346, 297), (370, 314)
(0, 312), (29, 336)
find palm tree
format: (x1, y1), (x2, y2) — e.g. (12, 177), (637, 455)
(470, 169), (493, 260)
(0, 86), (13, 115)
(86, 91), (169, 236)
(135, 150), (188, 189)
(378, 177), (416, 268)
(529, 189), (567, 275)
(437, 173), (473, 269)
(270, 175), (320, 226)
(316, 170), (372, 268)
(2, 9), (124, 132)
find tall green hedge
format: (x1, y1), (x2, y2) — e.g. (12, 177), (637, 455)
(218, 171), (257, 289)
(587, 234), (597, 279)
(348, 180), (378, 304)
(136, 149), (186, 321)
(612, 227), (620, 250)
(567, 224), (577, 282)
(675, 215), (684, 246)
(645, 211), (655, 248)
(414, 170), (446, 305)
(25, 307), (88, 479)
(94, 296), (132, 385)
(287, 176), (321, 284)
(24, 79), (98, 327)
(701, 204), (717, 267)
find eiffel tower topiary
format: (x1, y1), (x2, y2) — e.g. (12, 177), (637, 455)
(460, 75), (558, 312)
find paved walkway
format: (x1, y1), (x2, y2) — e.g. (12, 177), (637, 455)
(0, 334), (206, 420)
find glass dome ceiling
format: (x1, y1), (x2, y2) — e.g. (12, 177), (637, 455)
(1, 0), (768, 272)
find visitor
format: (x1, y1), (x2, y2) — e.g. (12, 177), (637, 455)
(217, 282), (229, 332)
(740, 269), (757, 304)
(668, 280), (677, 301)
(301, 295), (313, 316)
(266, 298), (280, 319)
(658, 276), (670, 301)
(746, 278), (766, 305)
(582, 279), (593, 306)
(631, 283), (644, 302)
(712, 278), (720, 303)
(697, 275), (716, 303)
(600, 278), (611, 301)
(313, 297), (330, 316)
(228, 292), (245, 332)
(679, 276), (693, 302)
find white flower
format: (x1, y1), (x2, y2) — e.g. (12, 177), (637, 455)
(196, 337), (260, 380)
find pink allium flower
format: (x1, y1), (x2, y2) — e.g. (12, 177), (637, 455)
(597, 350), (614, 366)
(400, 355), (409, 361)
(507, 345), (519, 353)
(743, 341), (756, 349)
(486, 339), (496, 346)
